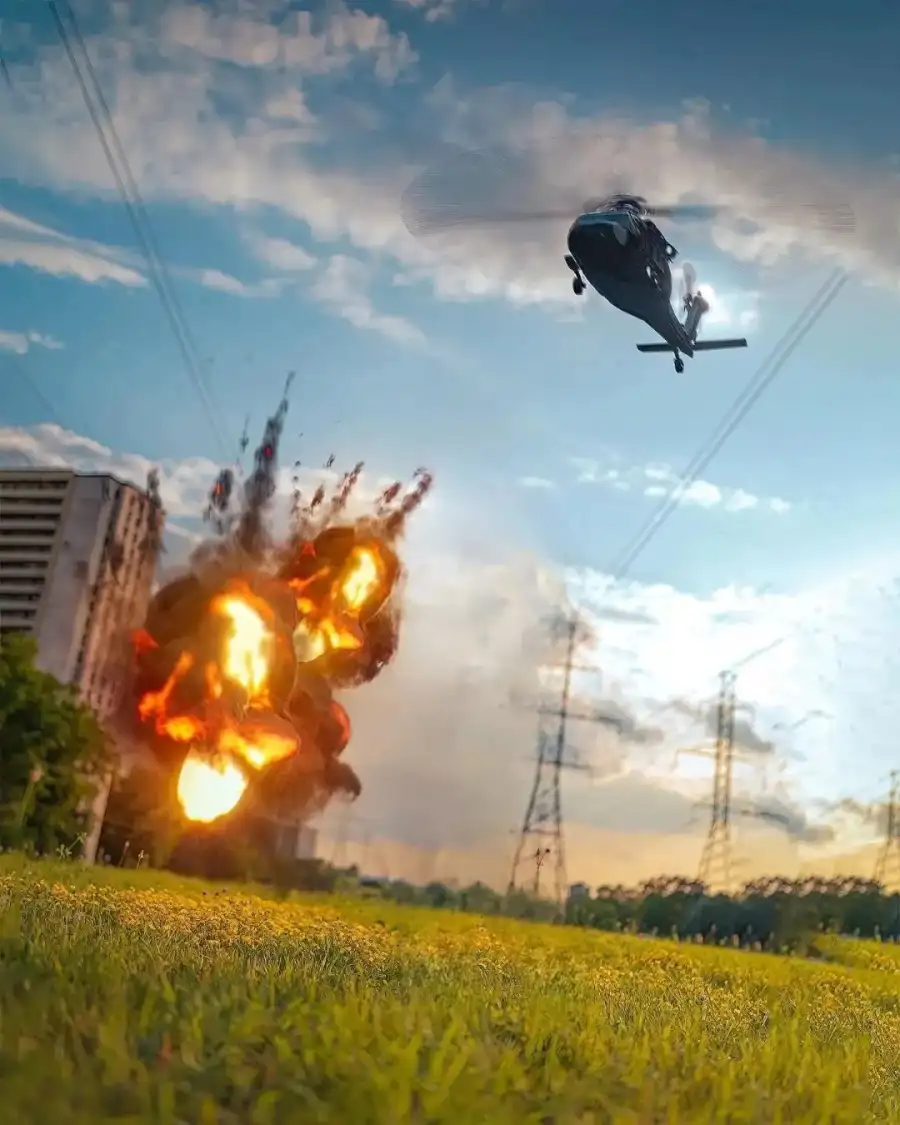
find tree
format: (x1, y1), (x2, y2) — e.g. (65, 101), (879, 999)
(99, 761), (185, 867)
(0, 634), (113, 854)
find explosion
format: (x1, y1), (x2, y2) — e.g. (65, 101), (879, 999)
(130, 376), (432, 826)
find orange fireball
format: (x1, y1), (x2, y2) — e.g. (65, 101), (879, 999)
(136, 581), (294, 821)
(131, 456), (425, 831)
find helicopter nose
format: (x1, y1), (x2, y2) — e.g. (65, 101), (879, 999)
(568, 214), (629, 256)
(567, 220), (589, 258)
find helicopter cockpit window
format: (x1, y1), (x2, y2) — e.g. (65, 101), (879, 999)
(597, 195), (644, 214)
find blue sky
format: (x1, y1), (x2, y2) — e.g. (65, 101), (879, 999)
(2, 0), (900, 885)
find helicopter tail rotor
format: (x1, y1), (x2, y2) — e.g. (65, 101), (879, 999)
(680, 261), (698, 308)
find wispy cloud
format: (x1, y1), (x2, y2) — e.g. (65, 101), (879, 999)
(394, 0), (462, 22)
(245, 233), (317, 273)
(0, 329), (64, 355)
(178, 266), (288, 298)
(570, 455), (791, 515)
(161, 0), (418, 83)
(0, 204), (287, 299)
(311, 254), (427, 345)
(518, 475), (555, 490)
(0, 204), (148, 287)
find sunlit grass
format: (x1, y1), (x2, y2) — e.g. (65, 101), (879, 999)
(2, 856), (900, 1122)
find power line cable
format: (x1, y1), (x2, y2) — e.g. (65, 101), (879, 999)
(8, 363), (61, 424)
(47, 0), (231, 459)
(606, 268), (846, 581)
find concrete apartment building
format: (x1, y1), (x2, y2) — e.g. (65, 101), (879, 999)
(0, 468), (163, 859)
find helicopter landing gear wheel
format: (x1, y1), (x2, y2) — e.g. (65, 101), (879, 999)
(572, 277), (585, 296)
(674, 357), (685, 374)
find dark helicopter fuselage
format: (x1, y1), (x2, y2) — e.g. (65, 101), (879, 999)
(566, 210), (695, 357)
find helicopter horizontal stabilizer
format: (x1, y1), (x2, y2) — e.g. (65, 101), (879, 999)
(692, 338), (748, 351)
(636, 338), (747, 354)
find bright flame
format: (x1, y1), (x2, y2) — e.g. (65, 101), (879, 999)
(213, 594), (270, 697)
(288, 545), (387, 665)
(340, 546), (382, 610)
(139, 650), (195, 729)
(177, 750), (247, 823)
(169, 593), (277, 821)
(218, 726), (297, 770)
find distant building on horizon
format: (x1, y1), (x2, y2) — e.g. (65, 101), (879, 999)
(271, 818), (318, 862)
(0, 467), (164, 860)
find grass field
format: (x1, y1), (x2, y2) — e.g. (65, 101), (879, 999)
(3, 858), (900, 1123)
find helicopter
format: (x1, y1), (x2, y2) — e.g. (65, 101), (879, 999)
(402, 174), (746, 373)
(401, 144), (856, 374)
(562, 194), (747, 374)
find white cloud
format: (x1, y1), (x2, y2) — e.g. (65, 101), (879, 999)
(161, 0), (417, 83)
(518, 475), (554, 490)
(311, 254), (427, 345)
(179, 266), (288, 298)
(0, 205), (148, 286)
(569, 455), (791, 515)
(246, 233), (317, 273)
(0, 330), (64, 355)
(262, 88), (318, 131)
(0, 230), (147, 288)
(0, 202), (294, 299)
(0, 6), (888, 319)
(394, 0), (462, 22)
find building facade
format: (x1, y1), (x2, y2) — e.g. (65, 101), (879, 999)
(0, 468), (163, 859)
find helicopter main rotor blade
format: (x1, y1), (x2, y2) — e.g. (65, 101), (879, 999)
(650, 199), (855, 233)
(399, 138), (858, 243)
(646, 203), (722, 221)
(766, 201), (856, 233)
(401, 205), (576, 238)
(400, 143), (587, 240)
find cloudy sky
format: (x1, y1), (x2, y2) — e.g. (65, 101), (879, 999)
(3, 0), (900, 889)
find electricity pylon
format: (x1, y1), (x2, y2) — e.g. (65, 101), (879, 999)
(697, 670), (738, 891)
(683, 670), (790, 893)
(875, 771), (900, 891)
(508, 613), (622, 908)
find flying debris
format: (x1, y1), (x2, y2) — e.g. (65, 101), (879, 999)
(401, 144), (855, 375)
(203, 468), (235, 533)
(127, 379), (432, 831)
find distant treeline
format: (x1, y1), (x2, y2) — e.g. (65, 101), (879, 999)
(96, 767), (900, 954)
(365, 873), (900, 953)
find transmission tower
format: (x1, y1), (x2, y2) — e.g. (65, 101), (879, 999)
(697, 670), (738, 891)
(874, 771), (900, 891)
(508, 614), (622, 907)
